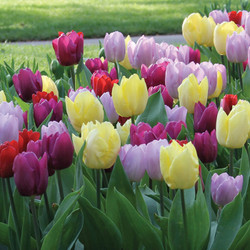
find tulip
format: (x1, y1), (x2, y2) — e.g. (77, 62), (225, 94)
(213, 21), (244, 55)
(228, 11), (242, 25)
(19, 129), (40, 152)
(42, 75), (59, 97)
(241, 10), (249, 26)
(245, 13), (250, 37)
(249, 48), (250, 70)
(209, 10), (229, 24)
(211, 173), (243, 206)
(41, 120), (68, 138)
(178, 74), (208, 114)
(127, 35), (156, 69)
(119, 35), (133, 70)
(160, 140), (199, 189)
(100, 92), (119, 124)
(109, 67), (118, 80)
(226, 31), (249, 63)
(189, 47), (200, 64)
(52, 30), (84, 66)
(119, 144), (146, 182)
(65, 91), (104, 132)
(26, 140), (43, 159)
(166, 121), (187, 140)
(193, 130), (217, 163)
(104, 31), (125, 62)
(216, 101), (249, 148)
(0, 114), (19, 144)
(141, 61), (169, 88)
(154, 42), (169, 60)
(0, 101), (24, 130)
(23, 111), (28, 129)
(237, 100), (250, 138)
(12, 68), (43, 102)
(165, 105), (187, 123)
(0, 140), (19, 178)
(220, 94), (238, 115)
(85, 58), (108, 73)
(112, 74), (148, 117)
(68, 86), (96, 101)
(13, 152), (48, 196)
(116, 119), (131, 146)
(164, 45), (189, 64)
(194, 102), (218, 133)
(145, 139), (169, 181)
(0, 90), (6, 104)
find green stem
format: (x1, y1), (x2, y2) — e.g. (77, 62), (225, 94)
(245, 141), (249, 157)
(227, 60), (231, 85)
(149, 178), (153, 190)
(131, 115), (135, 124)
(237, 63), (243, 90)
(159, 181), (166, 250)
(30, 197), (41, 250)
(101, 169), (109, 187)
(70, 65), (75, 90)
(115, 61), (120, 82)
(96, 169), (101, 209)
(180, 189), (188, 249)
(216, 97), (220, 108)
(56, 171), (64, 203)
(221, 55), (225, 65)
(229, 149), (234, 176)
(1, 178), (8, 223)
(44, 191), (52, 221)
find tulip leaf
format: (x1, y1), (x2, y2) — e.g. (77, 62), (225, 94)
(0, 222), (10, 247)
(76, 57), (92, 88)
(36, 109), (53, 133)
(14, 96), (30, 112)
(185, 113), (194, 140)
(106, 188), (163, 250)
(242, 67), (250, 101)
(135, 185), (150, 221)
(136, 91), (168, 127)
(59, 209), (84, 250)
(118, 63), (133, 79)
(78, 196), (122, 250)
(239, 147), (250, 198)
(108, 156), (136, 207)
(243, 179), (250, 221)
(209, 194), (243, 250)
(28, 103), (34, 130)
(194, 42), (220, 64)
(168, 185), (210, 250)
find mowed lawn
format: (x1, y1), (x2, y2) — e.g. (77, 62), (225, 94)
(0, 0), (246, 42)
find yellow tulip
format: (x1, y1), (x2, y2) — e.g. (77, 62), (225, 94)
(213, 21), (244, 55)
(182, 13), (216, 47)
(112, 74), (148, 117)
(119, 35), (133, 70)
(42, 75), (59, 97)
(160, 140), (199, 189)
(65, 91), (104, 132)
(0, 90), (6, 104)
(178, 74), (208, 113)
(237, 100), (250, 139)
(216, 102), (249, 148)
(116, 119), (131, 145)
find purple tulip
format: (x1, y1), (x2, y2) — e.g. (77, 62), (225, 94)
(104, 31), (125, 62)
(85, 58), (108, 73)
(145, 139), (169, 180)
(100, 92), (119, 124)
(119, 144), (146, 182)
(165, 105), (187, 123)
(27, 140), (43, 159)
(41, 120), (68, 138)
(141, 61), (169, 88)
(0, 113), (19, 144)
(211, 173), (243, 206)
(52, 31), (84, 66)
(193, 130), (217, 163)
(12, 68), (42, 102)
(244, 13), (250, 36)
(109, 67), (118, 80)
(241, 10), (249, 26)
(154, 42), (169, 61)
(226, 31), (249, 63)
(248, 48), (250, 70)
(209, 10), (229, 24)
(13, 152), (48, 196)
(33, 98), (63, 127)
(23, 111), (28, 129)
(148, 84), (173, 108)
(68, 86), (96, 101)
(163, 45), (189, 64)
(127, 35), (157, 69)
(165, 121), (187, 139)
(0, 101), (23, 130)
(189, 47), (200, 64)
(194, 102), (218, 133)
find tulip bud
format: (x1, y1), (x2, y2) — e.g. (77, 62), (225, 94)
(166, 121), (187, 139)
(220, 94), (238, 115)
(211, 173), (243, 206)
(165, 105), (187, 123)
(228, 11), (242, 25)
(116, 119), (131, 146)
(19, 129), (40, 153)
(119, 35), (133, 70)
(209, 10), (229, 24)
(189, 47), (200, 64)
(148, 85), (173, 108)
(85, 58), (108, 73)
(42, 76), (59, 97)
(0, 114), (19, 144)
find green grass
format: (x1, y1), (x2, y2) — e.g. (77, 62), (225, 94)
(0, 0), (247, 42)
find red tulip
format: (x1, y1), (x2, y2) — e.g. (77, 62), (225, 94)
(228, 11), (242, 25)
(220, 94), (238, 115)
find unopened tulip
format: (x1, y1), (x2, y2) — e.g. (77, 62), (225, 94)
(193, 130), (217, 163)
(165, 105), (187, 123)
(85, 58), (108, 73)
(119, 35), (133, 70)
(245, 13), (250, 37)
(178, 74), (208, 113)
(42, 75), (59, 97)
(112, 74), (148, 117)
(165, 121), (187, 139)
(65, 91), (104, 132)
(237, 100), (250, 138)
(52, 30), (84, 66)
(13, 152), (48, 196)
(116, 119), (131, 145)
(160, 140), (199, 189)
(211, 173), (243, 206)
(41, 120), (68, 138)
(209, 10), (229, 24)
(228, 11), (242, 25)
(13, 68), (43, 102)
(0, 91), (6, 104)
(68, 86), (96, 101)
(19, 129), (40, 152)
(104, 31), (125, 62)
(220, 94), (238, 115)
(0, 114), (19, 144)
(189, 47), (200, 64)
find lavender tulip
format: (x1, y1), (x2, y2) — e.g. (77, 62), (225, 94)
(244, 13), (250, 36)
(85, 58), (108, 73)
(12, 68), (43, 102)
(209, 10), (229, 24)
(13, 152), (48, 196)
(104, 31), (125, 62)
(165, 105), (187, 123)
(119, 144), (146, 182)
(211, 173), (243, 206)
(41, 120), (68, 138)
(68, 86), (96, 101)
(164, 45), (189, 64)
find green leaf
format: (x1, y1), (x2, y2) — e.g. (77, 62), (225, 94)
(78, 196), (122, 250)
(135, 185), (150, 221)
(239, 147), (250, 198)
(106, 188), (163, 250)
(0, 222), (9, 247)
(136, 91), (168, 126)
(209, 194), (243, 250)
(242, 67), (250, 100)
(28, 103), (34, 130)
(186, 113), (194, 140)
(36, 109), (53, 133)
(14, 96), (30, 112)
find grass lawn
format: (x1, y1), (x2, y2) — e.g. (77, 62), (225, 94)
(0, 0), (247, 42)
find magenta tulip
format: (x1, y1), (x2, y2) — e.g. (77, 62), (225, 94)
(85, 58), (108, 73)
(165, 121), (187, 139)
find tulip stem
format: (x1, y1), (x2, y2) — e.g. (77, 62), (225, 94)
(227, 60), (231, 85)
(96, 169), (101, 209)
(180, 189), (188, 249)
(115, 61), (121, 82)
(30, 197), (41, 250)
(149, 177), (153, 189)
(44, 191), (52, 221)
(56, 171), (64, 203)
(237, 63), (243, 90)
(101, 169), (109, 187)
(221, 55), (225, 66)
(1, 179), (8, 223)
(229, 149), (234, 176)
(70, 65), (76, 90)
(159, 181), (164, 217)
(131, 115), (135, 124)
